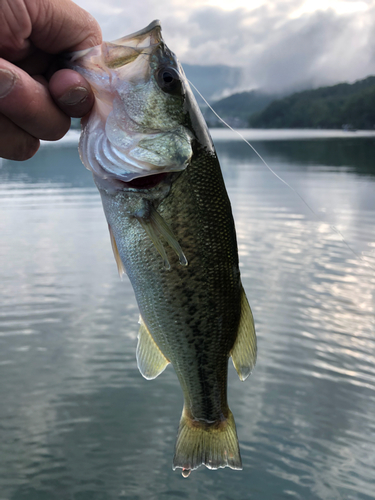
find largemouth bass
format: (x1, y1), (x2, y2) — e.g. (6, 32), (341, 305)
(66, 20), (256, 477)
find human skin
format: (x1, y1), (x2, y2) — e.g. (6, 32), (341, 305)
(0, 0), (102, 160)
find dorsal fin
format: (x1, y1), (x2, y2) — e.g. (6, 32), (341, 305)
(230, 287), (257, 381)
(136, 316), (169, 380)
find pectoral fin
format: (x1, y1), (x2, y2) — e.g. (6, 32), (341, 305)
(136, 316), (169, 380)
(137, 216), (171, 270)
(108, 225), (126, 278)
(230, 287), (257, 381)
(149, 206), (188, 266)
(137, 204), (188, 270)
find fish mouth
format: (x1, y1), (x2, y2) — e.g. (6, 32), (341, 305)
(121, 172), (169, 190)
(93, 172), (175, 194)
(70, 21), (193, 187)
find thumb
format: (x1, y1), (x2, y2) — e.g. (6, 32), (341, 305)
(26, 0), (102, 53)
(49, 68), (96, 118)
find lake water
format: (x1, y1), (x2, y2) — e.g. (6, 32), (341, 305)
(0, 129), (375, 500)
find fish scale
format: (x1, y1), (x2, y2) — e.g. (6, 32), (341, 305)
(67, 19), (257, 476)
(101, 146), (241, 430)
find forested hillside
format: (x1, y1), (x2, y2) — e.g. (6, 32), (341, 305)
(249, 76), (375, 129)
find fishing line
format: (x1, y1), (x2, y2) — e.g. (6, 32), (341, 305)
(188, 80), (375, 271)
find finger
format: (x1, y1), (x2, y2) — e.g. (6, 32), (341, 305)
(49, 69), (95, 118)
(0, 113), (39, 161)
(16, 48), (54, 76)
(0, 60), (70, 141)
(26, 0), (102, 53)
(0, 0), (33, 61)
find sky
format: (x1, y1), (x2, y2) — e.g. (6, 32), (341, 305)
(73, 0), (375, 94)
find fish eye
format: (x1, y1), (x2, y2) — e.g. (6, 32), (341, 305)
(156, 67), (182, 95)
(162, 71), (174, 83)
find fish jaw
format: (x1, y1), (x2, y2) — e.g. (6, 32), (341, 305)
(65, 20), (202, 185)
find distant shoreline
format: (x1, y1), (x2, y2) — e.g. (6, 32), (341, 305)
(51, 128), (375, 148)
(208, 128), (375, 141)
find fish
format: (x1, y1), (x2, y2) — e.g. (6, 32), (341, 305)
(66, 20), (257, 477)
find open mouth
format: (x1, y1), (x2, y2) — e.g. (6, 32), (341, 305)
(122, 173), (169, 189)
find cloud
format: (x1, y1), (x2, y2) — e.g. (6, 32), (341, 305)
(242, 5), (375, 92)
(178, 2), (375, 92)
(73, 0), (375, 93)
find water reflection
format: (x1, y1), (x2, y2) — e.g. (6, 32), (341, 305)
(0, 132), (374, 499)
(214, 133), (375, 178)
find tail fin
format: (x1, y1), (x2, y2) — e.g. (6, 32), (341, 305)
(173, 406), (242, 477)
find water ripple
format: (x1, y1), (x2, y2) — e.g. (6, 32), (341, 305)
(0, 137), (375, 499)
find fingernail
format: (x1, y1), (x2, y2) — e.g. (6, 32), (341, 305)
(59, 87), (89, 106)
(0, 69), (16, 98)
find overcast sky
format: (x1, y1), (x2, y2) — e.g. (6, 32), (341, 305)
(73, 0), (375, 94)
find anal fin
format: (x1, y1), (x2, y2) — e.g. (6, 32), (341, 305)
(136, 316), (169, 380)
(230, 286), (257, 381)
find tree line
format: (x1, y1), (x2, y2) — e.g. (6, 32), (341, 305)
(249, 76), (375, 129)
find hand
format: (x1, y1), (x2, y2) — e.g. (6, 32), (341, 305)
(0, 0), (102, 161)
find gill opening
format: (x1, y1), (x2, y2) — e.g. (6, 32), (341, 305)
(188, 79), (375, 272)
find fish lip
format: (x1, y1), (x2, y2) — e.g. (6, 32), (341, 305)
(64, 19), (163, 64)
(93, 171), (179, 195)
(111, 19), (162, 49)
(120, 172), (169, 190)
(113, 20), (161, 44)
